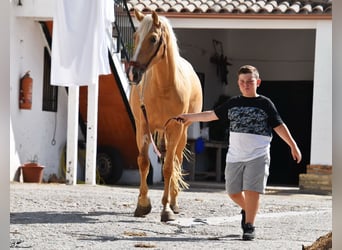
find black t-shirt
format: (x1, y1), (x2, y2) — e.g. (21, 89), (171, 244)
(214, 95), (283, 162)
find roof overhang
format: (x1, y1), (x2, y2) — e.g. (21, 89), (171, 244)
(130, 13), (332, 29)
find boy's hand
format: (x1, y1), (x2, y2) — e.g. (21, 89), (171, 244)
(175, 114), (187, 123)
(291, 145), (302, 164)
(175, 117), (185, 123)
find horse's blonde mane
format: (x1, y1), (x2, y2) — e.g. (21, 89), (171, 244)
(137, 14), (180, 57)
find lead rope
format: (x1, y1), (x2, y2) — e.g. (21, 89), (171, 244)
(138, 74), (162, 158)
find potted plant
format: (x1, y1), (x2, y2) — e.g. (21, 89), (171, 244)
(21, 155), (45, 183)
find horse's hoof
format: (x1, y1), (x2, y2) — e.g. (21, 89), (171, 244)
(170, 204), (180, 214)
(160, 209), (176, 222)
(134, 204), (152, 217)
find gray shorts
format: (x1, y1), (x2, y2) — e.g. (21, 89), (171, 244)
(225, 154), (270, 194)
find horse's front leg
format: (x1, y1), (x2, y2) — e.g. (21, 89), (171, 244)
(160, 121), (183, 222)
(170, 126), (188, 214)
(134, 140), (152, 217)
(160, 152), (175, 222)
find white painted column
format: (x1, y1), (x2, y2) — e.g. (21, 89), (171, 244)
(66, 86), (79, 185)
(310, 21), (332, 165)
(85, 84), (99, 185)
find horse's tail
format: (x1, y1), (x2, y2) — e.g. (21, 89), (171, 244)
(171, 140), (190, 191)
(173, 155), (189, 190)
(174, 144), (196, 190)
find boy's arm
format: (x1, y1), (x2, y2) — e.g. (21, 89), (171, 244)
(176, 111), (218, 124)
(273, 124), (302, 163)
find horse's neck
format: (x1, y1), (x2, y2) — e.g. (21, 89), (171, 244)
(150, 48), (178, 87)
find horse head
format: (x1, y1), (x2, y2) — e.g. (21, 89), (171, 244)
(127, 10), (166, 84)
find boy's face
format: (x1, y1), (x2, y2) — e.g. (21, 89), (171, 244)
(237, 73), (261, 98)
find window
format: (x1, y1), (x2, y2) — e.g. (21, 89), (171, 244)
(42, 47), (58, 112)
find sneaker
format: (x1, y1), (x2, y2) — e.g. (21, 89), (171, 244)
(240, 209), (246, 230)
(242, 223), (255, 241)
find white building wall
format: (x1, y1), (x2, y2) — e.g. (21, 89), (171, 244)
(176, 28), (316, 109)
(11, 0), (54, 19)
(10, 1), (68, 181)
(311, 21), (332, 165)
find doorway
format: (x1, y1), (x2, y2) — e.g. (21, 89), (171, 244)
(258, 81), (313, 186)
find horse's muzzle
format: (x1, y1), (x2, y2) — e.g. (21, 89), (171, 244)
(127, 61), (146, 84)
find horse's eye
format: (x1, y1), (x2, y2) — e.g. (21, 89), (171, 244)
(150, 36), (157, 44)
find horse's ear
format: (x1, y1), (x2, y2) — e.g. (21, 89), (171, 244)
(134, 9), (145, 22)
(152, 11), (161, 28)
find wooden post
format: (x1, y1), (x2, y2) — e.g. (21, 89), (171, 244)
(66, 86), (79, 185)
(85, 84), (99, 185)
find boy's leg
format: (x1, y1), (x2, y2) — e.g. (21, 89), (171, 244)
(225, 155), (268, 240)
(228, 190), (259, 224)
(225, 161), (244, 207)
(243, 154), (269, 224)
(228, 192), (245, 210)
(244, 190), (259, 225)
(225, 161), (247, 227)
(228, 192), (246, 230)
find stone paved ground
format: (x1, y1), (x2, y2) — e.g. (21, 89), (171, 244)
(10, 182), (332, 249)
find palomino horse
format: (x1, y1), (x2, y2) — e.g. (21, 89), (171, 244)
(127, 10), (203, 222)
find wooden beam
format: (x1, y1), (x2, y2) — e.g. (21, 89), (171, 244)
(85, 84), (99, 185)
(66, 86), (79, 185)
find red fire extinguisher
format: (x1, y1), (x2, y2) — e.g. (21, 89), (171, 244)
(19, 71), (33, 110)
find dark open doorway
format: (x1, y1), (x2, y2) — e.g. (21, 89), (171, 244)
(258, 81), (313, 186)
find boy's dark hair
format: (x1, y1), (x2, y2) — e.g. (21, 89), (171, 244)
(238, 65), (259, 79)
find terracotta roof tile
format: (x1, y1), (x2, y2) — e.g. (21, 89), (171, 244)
(245, 4), (262, 13)
(312, 4), (324, 13)
(300, 3), (312, 13)
(126, 0), (332, 15)
(276, 2), (290, 13)
(219, 4), (235, 13)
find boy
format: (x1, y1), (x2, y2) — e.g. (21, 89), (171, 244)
(176, 65), (302, 240)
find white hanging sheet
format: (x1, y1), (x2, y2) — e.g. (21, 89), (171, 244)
(51, 0), (114, 86)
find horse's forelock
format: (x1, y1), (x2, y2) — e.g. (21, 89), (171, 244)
(133, 16), (153, 60)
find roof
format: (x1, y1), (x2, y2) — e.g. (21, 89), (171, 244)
(126, 0), (332, 18)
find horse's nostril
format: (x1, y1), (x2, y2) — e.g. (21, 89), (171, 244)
(133, 69), (138, 80)
(133, 68), (143, 83)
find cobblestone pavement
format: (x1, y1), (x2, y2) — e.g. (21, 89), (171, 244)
(10, 182), (332, 250)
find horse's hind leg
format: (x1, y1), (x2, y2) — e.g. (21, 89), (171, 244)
(134, 143), (152, 217)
